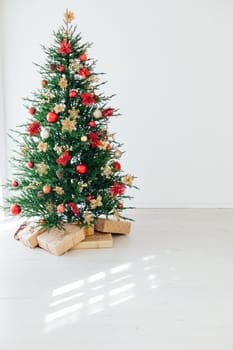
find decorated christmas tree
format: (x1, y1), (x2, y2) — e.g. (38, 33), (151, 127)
(4, 10), (136, 231)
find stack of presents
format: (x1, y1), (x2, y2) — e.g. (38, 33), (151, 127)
(14, 219), (131, 255)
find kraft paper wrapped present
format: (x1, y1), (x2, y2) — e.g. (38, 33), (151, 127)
(84, 225), (94, 237)
(94, 218), (131, 235)
(38, 223), (85, 256)
(72, 233), (112, 249)
(14, 221), (45, 248)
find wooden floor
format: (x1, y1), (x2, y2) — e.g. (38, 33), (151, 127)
(1, 209), (233, 350)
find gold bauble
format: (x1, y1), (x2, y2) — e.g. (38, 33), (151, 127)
(93, 109), (102, 119)
(114, 150), (122, 159)
(81, 135), (88, 142)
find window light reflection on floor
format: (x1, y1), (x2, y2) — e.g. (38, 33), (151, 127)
(45, 302), (83, 322)
(91, 284), (104, 291)
(110, 263), (132, 274)
(110, 294), (134, 307)
(88, 272), (106, 283)
(44, 255), (164, 333)
(49, 292), (84, 307)
(52, 279), (84, 296)
(109, 283), (135, 296)
(110, 274), (132, 284)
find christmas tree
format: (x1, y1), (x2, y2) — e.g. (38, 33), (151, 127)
(4, 10), (136, 230)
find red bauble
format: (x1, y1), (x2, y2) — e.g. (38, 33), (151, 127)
(69, 90), (78, 98)
(41, 80), (47, 87)
(47, 111), (58, 123)
(112, 162), (121, 171)
(27, 161), (34, 169)
(89, 121), (96, 128)
(107, 145), (112, 151)
(39, 219), (46, 225)
(28, 107), (36, 115)
(43, 185), (52, 194)
(57, 65), (65, 73)
(87, 195), (93, 201)
(80, 53), (87, 62)
(12, 180), (19, 187)
(118, 203), (124, 209)
(10, 204), (21, 215)
(76, 164), (87, 175)
(57, 203), (65, 213)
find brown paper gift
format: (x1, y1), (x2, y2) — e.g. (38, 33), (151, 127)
(38, 223), (85, 256)
(72, 233), (112, 249)
(15, 221), (45, 248)
(84, 225), (94, 236)
(94, 218), (131, 234)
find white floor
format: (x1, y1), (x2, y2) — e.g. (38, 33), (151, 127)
(1, 209), (233, 350)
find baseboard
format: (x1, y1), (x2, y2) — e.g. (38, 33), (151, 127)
(133, 204), (233, 209)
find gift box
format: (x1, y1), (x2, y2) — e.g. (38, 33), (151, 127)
(84, 225), (94, 236)
(14, 221), (46, 248)
(94, 218), (131, 234)
(72, 233), (112, 249)
(38, 223), (85, 256)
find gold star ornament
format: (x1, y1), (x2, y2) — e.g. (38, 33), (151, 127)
(68, 108), (80, 119)
(54, 103), (65, 113)
(61, 117), (77, 133)
(53, 144), (63, 154)
(122, 175), (135, 186)
(36, 162), (49, 176)
(83, 212), (94, 224)
(37, 142), (48, 152)
(101, 165), (112, 178)
(54, 186), (64, 195)
(90, 195), (103, 209)
(59, 77), (68, 89)
(64, 10), (75, 24)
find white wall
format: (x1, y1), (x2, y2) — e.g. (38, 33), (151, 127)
(0, 0), (6, 215)
(2, 0), (233, 208)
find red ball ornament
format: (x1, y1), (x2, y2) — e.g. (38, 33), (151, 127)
(89, 121), (96, 128)
(69, 90), (78, 98)
(39, 219), (46, 225)
(57, 65), (65, 73)
(112, 161), (121, 171)
(107, 145), (112, 151)
(87, 195), (93, 201)
(43, 185), (52, 194)
(76, 164), (87, 175)
(12, 180), (19, 187)
(27, 161), (34, 169)
(47, 111), (58, 123)
(57, 203), (65, 213)
(41, 79), (47, 87)
(28, 107), (36, 115)
(10, 204), (21, 215)
(117, 203), (124, 209)
(79, 53), (87, 62)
